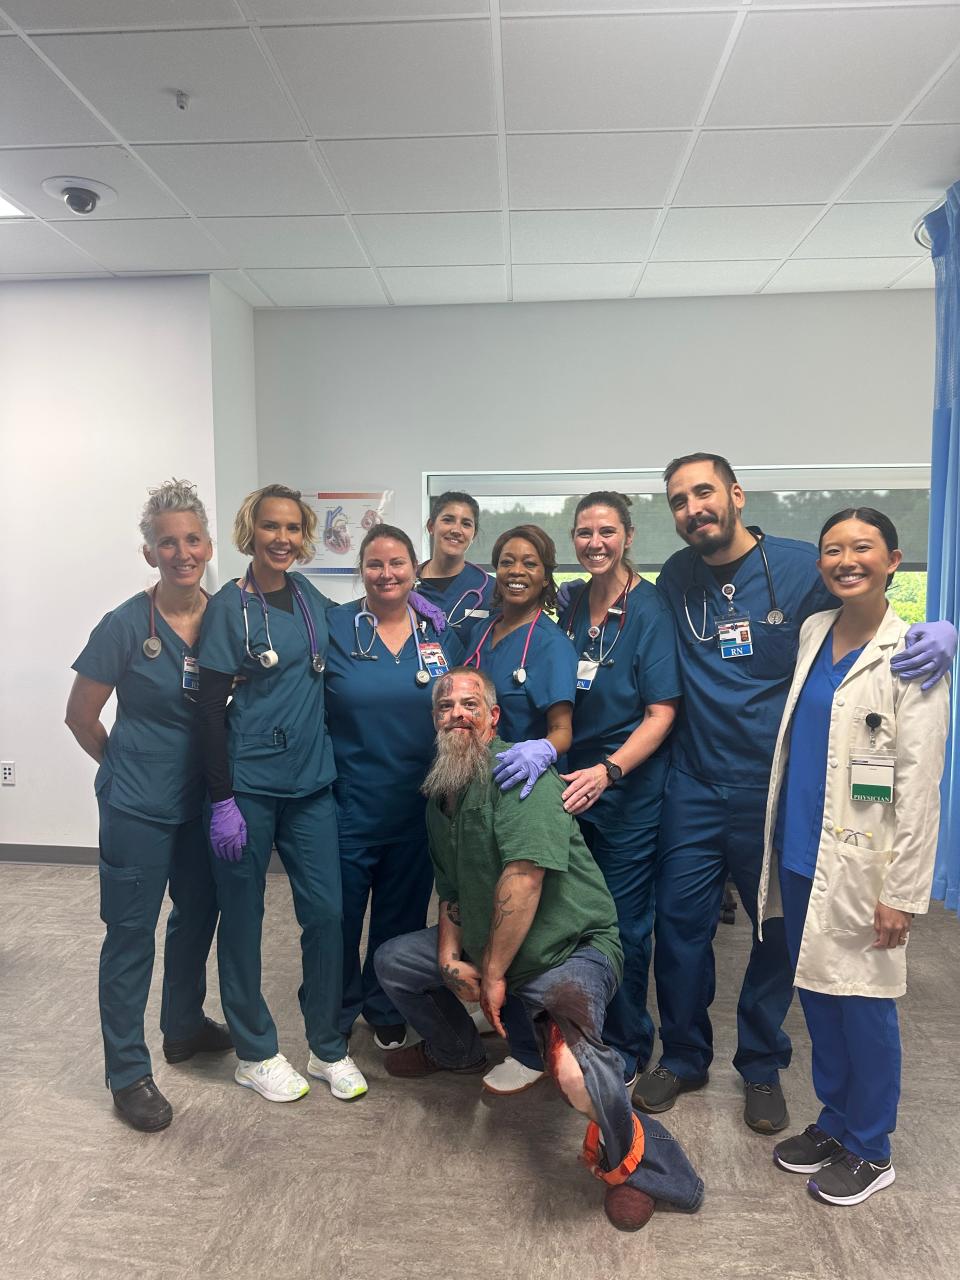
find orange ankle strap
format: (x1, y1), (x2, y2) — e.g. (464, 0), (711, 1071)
(581, 1112), (645, 1186)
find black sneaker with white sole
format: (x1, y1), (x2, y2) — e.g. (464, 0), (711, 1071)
(774, 1124), (844, 1174)
(743, 1079), (789, 1133)
(373, 1023), (408, 1051)
(807, 1151), (895, 1206)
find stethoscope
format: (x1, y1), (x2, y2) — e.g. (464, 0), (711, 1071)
(683, 526), (784, 644)
(563, 578), (631, 668)
(416, 562), (489, 630)
(351, 601), (431, 687)
(142, 583), (209, 660)
(239, 567), (324, 673)
(465, 608), (541, 686)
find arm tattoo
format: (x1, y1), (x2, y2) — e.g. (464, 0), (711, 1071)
(445, 901), (462, 926)
(441, 962), (470, 996)
(492, 871), (525, 930)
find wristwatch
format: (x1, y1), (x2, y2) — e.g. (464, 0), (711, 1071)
(602, 758), (623, 785)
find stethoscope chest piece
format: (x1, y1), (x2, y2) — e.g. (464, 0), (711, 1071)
(259, 649), (279, 669)
(312, 655), (326, 674)
(766, 609), (785, 626)
(415, 668), (431, 687)
(513, 666), (527, 686)
(142, 636), (162, 660)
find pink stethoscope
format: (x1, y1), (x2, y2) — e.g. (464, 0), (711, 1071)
(464, 608), (541, 686)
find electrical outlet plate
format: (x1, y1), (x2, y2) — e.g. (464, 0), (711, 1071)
(1, 761), (15, 786)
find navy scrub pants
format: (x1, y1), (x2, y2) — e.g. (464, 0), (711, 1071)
(780, 866), (900, 1163)
(652, 766), (794, 1084)
(210, 786), (346, 1065)
(338, 832), (436, 1034)
(97, 786), (219, 1091)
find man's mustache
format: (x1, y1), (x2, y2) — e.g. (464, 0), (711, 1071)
(686, 514), (717, 534)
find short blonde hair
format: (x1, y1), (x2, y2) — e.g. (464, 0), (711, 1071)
(232, 484), (317, 562)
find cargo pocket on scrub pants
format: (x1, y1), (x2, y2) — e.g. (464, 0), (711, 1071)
(99, 861), (145, 928)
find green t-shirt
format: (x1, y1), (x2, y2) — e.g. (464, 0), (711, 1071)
(425, 738), (623, 988)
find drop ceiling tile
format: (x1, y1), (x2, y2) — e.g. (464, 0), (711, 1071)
(248, 1), (487, 18)
(502, 12), (734, 132)
(34, 31), (303, 142)
(890, 257), (936, 290)
(380, 265), (507, 304)
(212, 269), (274, 307)
(200, 215), (365, 267)
(245, 267), (386, 306)
(5, 2), (241, 28)
(263, 21), (495, 138)
(508, 132), (688, 210)
(57, 217), (228, 270)
(675, 128), (884, 206)
(797, 201), (935, 259)
(511, 209), (658, 264)
(354, 213), (503, 265)
(0, 271), (112, 280)
(708, 7), (960, 128)
(502, 1), (734, 9)
(0, 146), (185, 220)
(136, 142), (340, 217)
(764, 256), (920, 294)
(637, 260), (777, 297)
(653, 205), (819, 262)
(843, 124), (960, 202)
(0, 220), (106, 272)
(512, 262), (639, 302)
(911, 58), (960, 124)
(322, 137), (500, 212)
(0, 37), (110, 145)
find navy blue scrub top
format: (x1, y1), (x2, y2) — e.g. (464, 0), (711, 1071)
(774, 628), (863, 879)
(466, 611), (578, 745)
(198, 571), (336, 799)
(324, 603), (463, 845)
(560, 579), (682, 830)
(415, 562), (495, 650)
(656, 534), (835, 789)
(73, 591), (204, 824)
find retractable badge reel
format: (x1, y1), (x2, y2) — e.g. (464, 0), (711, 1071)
(849, 711), (895, 804)
(716, 583), (754, 660)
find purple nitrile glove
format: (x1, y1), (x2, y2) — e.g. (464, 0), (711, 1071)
(209, 797), (247, 862)
(409, 590), (446, 634)
(890, 619), (958, 690)
(493, 739), (558, 800)
(556, 578), (587, 615)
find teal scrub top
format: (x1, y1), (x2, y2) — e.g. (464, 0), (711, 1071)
(415, 562), (495, 649)
(466, 611), (577, 744)
(198, 571), (336, 799)
(560, 578), (682, 830)
(72, 590), (204, 824)
(324, 602), (463, 845)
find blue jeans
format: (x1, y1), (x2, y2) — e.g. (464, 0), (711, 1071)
(375, 927), (704, 1211)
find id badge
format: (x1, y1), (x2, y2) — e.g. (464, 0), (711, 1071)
(182, 654), (200, 692)
(716, 615), (753, 660)
(577, 657), (599, 691)
(419, 642), (449, 679)
(849, 751), (895, 804)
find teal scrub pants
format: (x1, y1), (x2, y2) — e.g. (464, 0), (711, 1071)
(97, 786), (219, 1091)
(211, 786), (346, 1064)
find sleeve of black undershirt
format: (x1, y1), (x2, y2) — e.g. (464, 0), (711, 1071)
(196, 667), (237, 803)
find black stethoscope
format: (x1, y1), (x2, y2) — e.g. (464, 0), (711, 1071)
(465, 608), (541, 686)
(563, 579), (630, 668)
(682, 526), (784, 644)
(142, 583), (209, 659)
(238, 567), (325, 673)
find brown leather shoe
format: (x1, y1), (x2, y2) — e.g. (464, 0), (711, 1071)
(603, 1183), (655, 1232)
(383, 1041), (486, 1079)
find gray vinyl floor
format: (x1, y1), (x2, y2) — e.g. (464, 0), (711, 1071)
(2, 861), (959, 1280)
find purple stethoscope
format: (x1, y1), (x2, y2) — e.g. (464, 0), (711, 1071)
(435, 563), (490, 630)
(239, 567), (324, 673)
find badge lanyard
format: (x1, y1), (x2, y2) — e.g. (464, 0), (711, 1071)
(465, 608), (541, 685)
(352, 601), (433, 686)
(565, 580), (630, 666)
(240, 568), (324, 673)
(142, 583), (210, 661)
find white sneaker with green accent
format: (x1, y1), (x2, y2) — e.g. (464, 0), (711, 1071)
(307, 1052), (369, 1101)
(235, 1053), (310, 1102)
(482, 1057), (545, 1096)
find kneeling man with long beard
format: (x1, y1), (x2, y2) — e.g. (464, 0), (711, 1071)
(374, 667), (704, 1230)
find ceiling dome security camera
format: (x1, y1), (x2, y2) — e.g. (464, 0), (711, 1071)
(62, 186), (99, 215)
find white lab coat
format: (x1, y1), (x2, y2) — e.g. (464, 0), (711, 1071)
(758, 604), (950, 997)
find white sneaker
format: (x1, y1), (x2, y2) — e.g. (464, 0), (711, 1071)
(234, 1053), (310, 1103)
(471, 1008), (496, 1036)
(482, 1056), (546, 1096)
(307, 1052), (369, 1101)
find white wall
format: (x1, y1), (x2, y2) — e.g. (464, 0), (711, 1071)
(254, 289), (935, 600)
(0, 276), (218, 849)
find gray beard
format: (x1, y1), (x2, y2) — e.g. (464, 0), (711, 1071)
(422, 730), (491, 804)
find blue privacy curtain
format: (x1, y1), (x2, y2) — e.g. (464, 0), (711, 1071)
(924, 187), (960, 916)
